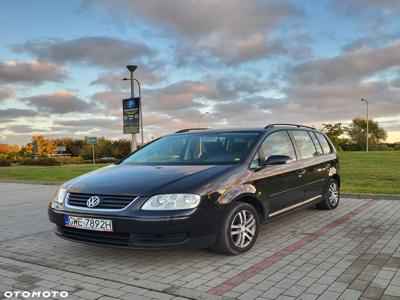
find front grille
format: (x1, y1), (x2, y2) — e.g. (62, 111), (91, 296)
(67, 193), (135, 209)
(60, 227), (130, 247)
(132, 233), (188, 245)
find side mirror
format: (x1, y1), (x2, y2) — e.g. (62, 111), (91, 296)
(264, 155), (293, 166)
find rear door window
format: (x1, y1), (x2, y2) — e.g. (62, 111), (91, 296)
(290, 130), (318, 159)
(315, 132), (332, 154)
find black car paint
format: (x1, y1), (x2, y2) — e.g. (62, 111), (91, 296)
(48, 127), (339, 249)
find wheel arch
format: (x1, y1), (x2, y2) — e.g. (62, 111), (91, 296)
(331, 174), (340, 188)
(233, 194), (267, 222)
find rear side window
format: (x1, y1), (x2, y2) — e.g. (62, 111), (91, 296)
(309, 132), (323, 155)
(315, 132), (332, 154)
(290, 130), (318, 159)
(261, 131), (296, 160)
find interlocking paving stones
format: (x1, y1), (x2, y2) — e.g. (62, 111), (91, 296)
(0, 182), (399, 299)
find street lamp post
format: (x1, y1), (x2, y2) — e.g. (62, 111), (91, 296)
(361, 98), (369, 152)
(198, 112), (209, 155)
(126, 65), (137, 151)
(198, 112), (210, 128)
(135, 78), (144, 145)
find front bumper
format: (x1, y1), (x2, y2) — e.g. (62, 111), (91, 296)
(48, 207), (218, 250)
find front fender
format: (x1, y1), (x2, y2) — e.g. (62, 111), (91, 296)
(215, 184), (257, 205)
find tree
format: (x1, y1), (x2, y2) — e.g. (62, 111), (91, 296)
(26, 136), (57, 156)
(321, 123), (348, 151)
(112, 139), (131, 158)
(348, 118), (387, 150)
(96, 137), (114, 158)
(79, 137), (113, 159)
(0, 143), (20, 154)
(53, 137), (85, 157)
(0, 143), (20, 162)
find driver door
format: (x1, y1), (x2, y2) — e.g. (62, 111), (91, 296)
(252, 130), (304, 215)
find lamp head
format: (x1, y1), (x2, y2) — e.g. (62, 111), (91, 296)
(199, 112), (210, 118)
(126, 65), (137, 73)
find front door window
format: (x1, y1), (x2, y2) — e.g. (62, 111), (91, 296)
(261, 131), (296, 161)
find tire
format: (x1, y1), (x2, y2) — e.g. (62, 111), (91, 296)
(316, 178), (340, 210)
(211, 202), (260, 255)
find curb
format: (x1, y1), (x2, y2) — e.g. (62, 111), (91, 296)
(0, 179), (61, 186)
(342, 193), (400, 200)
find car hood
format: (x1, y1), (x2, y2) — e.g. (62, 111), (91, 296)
(64, 164), (235, 196)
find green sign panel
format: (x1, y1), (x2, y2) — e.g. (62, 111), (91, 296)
(87, 137), (97, 145)
(122, 97), (140, 134)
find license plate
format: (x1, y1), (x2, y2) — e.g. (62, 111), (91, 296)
(64, 215), (113, 232)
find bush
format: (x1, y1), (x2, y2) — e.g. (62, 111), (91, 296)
(19, 157), (85, 165)
(61, 156), (85, 164)
(0, 159), (11, 167)
(97, 157), (118, 163)
(370, 144), (389, 151)
(84, 158), (117, 164)
(20, 158), (61, 166)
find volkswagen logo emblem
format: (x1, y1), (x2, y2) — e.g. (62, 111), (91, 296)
(87, 196), (101, 208)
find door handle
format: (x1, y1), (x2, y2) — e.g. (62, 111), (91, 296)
(296, 169), (306, 177)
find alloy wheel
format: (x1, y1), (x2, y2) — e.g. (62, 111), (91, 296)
(230, 209), (256, 248)
(328, 181), (339, 206)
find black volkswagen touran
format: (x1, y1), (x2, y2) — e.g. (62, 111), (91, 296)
(48, 124), (340, 254)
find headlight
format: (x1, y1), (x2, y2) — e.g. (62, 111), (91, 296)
(141, 194), (201, 210)
(54, 187), (67, 204)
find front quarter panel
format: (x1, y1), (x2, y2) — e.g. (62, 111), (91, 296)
(214, 183), (257, 205)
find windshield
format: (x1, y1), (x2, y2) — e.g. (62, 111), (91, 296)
(121, 132), (260, 165)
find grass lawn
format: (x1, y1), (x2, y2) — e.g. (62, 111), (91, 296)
(0, 151), (399, 194)
(0, 164), (108, 183)
(339, 151), (400, 195)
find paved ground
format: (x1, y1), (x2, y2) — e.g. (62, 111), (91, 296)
(0, 182), (400, 300)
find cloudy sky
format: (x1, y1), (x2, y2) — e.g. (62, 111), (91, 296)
(1, 0), (400, 145)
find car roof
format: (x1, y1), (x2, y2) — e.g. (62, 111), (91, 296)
(172, 124), (321, 135)
(174, 128), (265, 134)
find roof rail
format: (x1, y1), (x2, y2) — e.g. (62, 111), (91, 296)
(175, 128), (209, 133)
(265, 123), (315, 130)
